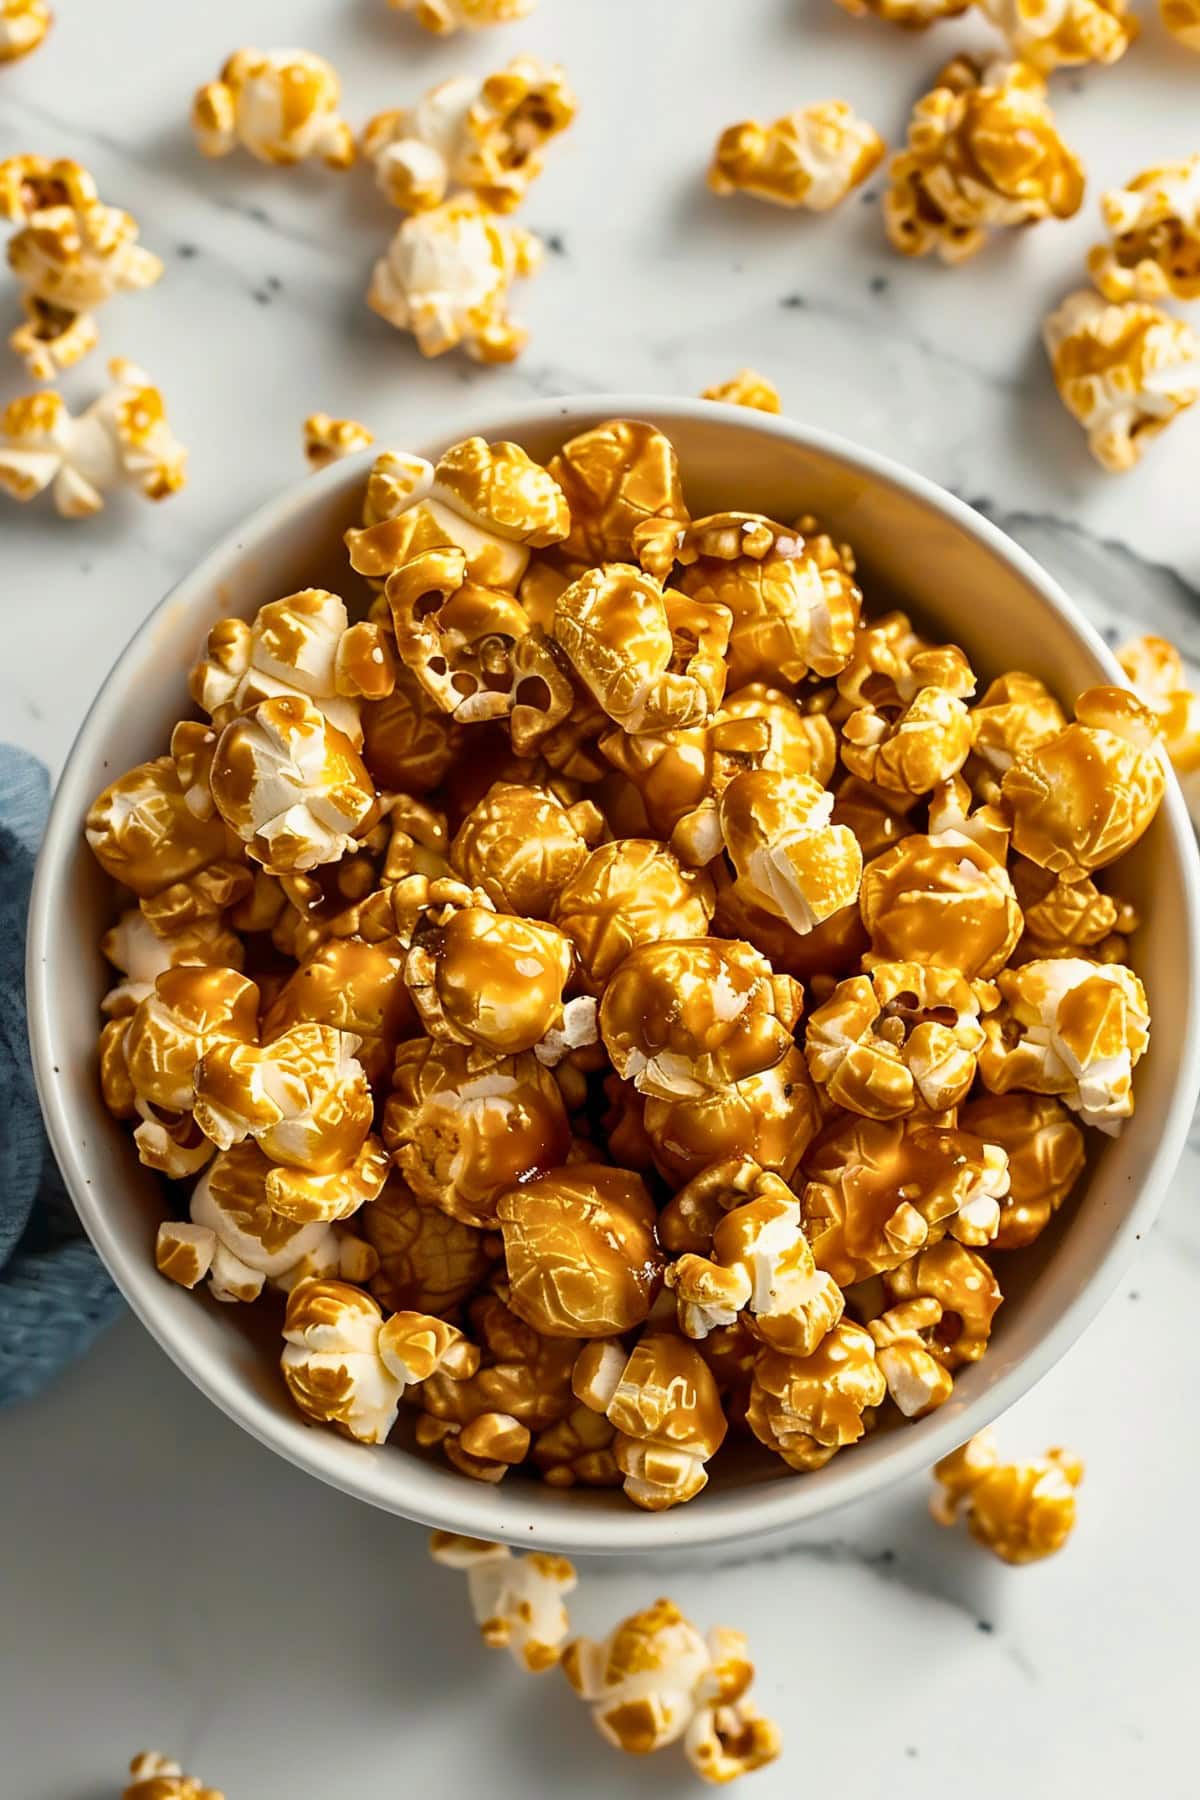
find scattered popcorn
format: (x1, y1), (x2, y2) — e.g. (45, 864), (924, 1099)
(123, 1750), (223, 1800)
(0, 361), (186, 517)
(701, 370), (781, 412)
(835, 0), (969, 22)
(0, 1), (51, 62)
(708, 101), (884, 211)
(1119, 633), (1200, 824)
(574, 1332), (728, 1509)
(362, 58), (576, 215)
(1161, 0), (1200, 46)
(1043, 289), (1200, 472)
(390, 0), (537, 33)
(931, 1428), (1083, 1563)
(367, 197), (541, 362)
(497, 1164), (663, 1337)
(192, 48), (355, 169)
(885, 58), (1084, 264)
(1088, 158), (1200, 304)
(978, 0), (1138, 70)
(303, 413), (375, 469)
(563, 1598), (780, 1783)
(430, 1532), (577, 1669)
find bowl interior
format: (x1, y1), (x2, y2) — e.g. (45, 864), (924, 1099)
(29, 398), (1200, 1554)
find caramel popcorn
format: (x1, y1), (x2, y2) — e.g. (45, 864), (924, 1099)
(574, 1333), (728, 1509)
(1088, 158), (1200, 304)
(497, 1164), (662, 1338)
(0, 157), (162, 378)
(1161, 0), (1200, 46)
(360, 1174), (497, 1315)
(123, 1751), (223, 1800)
(1002, 686), (1165, 877)
(805, 961), (992, 1119)
(546, 420), (689, 569)
(451, 780), (602, 917)
(367, 198), (541, 362)
(192, 1019), (373, 1172)
(390, 0), (536, 32)
(978, 0), (1137, 70)
(885, 58), (1084, 264)
(430, 1533), (576, 1670)
(970, 671), (1067, 779)
(960, 1090), (1084, 1248)
(303, 413), (375, 470)
(932, 1429), (1083, 1563)
(563, 1598), (780, 1783)
(701, 370), (781, 413)
(533, 1402), (621, 1487)
(0, 361), (186, 517)
(262, 935), (412, 1086)
(865, 1299), (953, 1417)
(709, 103), (884, 212)
(644, 1044), (820, 1188)
(100, 907), (243, 1017)
(554, 838), (715, 989)
(719, 769), (864, 935)
(192, 49), (355, 169)
(418, 1290), (576, 1475)
(363, 58), (576, 215)
(1043, 289), (1200, 472)
(860, 832), (1023, 979)
(363, 666), (462, 793)
(0, 1), (50, 61)
(1119, 634), (1200, 822)
(835, 0), (968, 21)
(748, 1321), (886, 1471)
(883, 1239), (1003, 1365)
(190, 589), (370, 743)
(841, 649), (975, 797)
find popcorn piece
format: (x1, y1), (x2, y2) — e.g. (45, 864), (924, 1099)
(978, 0), (1137, 70)
(554, 838), (715, 989)
(190, 589), (367, 742)
(385, 548), (573, 751)
(834, 0), (969, 22)
(160, 1142), (376, 1303)
(430, 1532), (577, 1670)
(1009, 859), (1136, 962)
(497, 1164), (663, 1338)
(667, 1180), (844, 1357)
(533, 1402), (622, 1487)
(931, 1429), (1083, 1563)
(1043, 290), (1200, 472)
(831, 775), (915, 862)
(970, 671), (1067, 777)
(747, 1322), (886, 1471)
(599, 937), (803, 1099)
(1088, 157), (1200, 306)
(361, 1174), (498, 1314)
(100, 906), (243, 1016)
(0, 361), (186, 517)
(0, 2), (51, 62)
(193, 1019), (376, 1180)
(451, 779), (603, 918)
(119, 965), (260, 1116)
(347, 436), (568, 593)
(860, 832), (1023, 979)
(883, 1239), (1003, 1365)
(367, 197), (541, 363)
(573, 1333), (728, 1509)
(701, 370), (781, 413)
(643, 1045), (820, 1188)
(403, 895), (579, 1058)
(123, 1750), (223, 1800)
(842, 649), (975, 796)
(262, 936), (413, 1087)
(1161, 0), (1200, 47)
(712, 863), (869, 985)
(553, 563), (730, 736)
(802, 1113), (1010, 1284)
(283, 1278), (474, 1443)
(885, 58), (1084, 265)
(383, 1038), (570, 1226)
(363, 58), (576, 215)
(563, 1599), (780, 1783)
(546, 419), (690, 570)
(805, 961), (992, 1119)
(866, 1299), (953, 1417)
(418, 1290), (577, 1472)
(303, 412), (374, 469)
(979, 956), (1149, 1134)
(1002, 686), (1165, 877)
(0, 157), (162, 378)
(719, 769), (864, 936)
(191, 49), (355, 169)
(390, 0), (536, 32)
(961, 1091), (1085, 1249)
(209, 695), (377, 873)
(709, 102), (885, 211)
(673, 513), (861, 687)
(363, 665), (462, 792)
(658, 1155), (777, 1255)
(1119, 634), (1200, 824)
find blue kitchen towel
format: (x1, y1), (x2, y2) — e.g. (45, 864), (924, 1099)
(0, 745), (122, 1406)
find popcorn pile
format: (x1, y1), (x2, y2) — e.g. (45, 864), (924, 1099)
(86, 418), (1164, 1512)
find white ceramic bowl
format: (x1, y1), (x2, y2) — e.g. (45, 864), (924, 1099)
(28, 397), (1200, 1555)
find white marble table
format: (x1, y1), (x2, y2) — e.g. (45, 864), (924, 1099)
(2, 3), (1199, 1794)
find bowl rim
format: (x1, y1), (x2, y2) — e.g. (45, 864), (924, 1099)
(27, 393), (1200, 1553)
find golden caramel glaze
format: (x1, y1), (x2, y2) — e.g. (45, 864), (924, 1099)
(657, 1156), (775, 1256)
(1043, 290), (1200, 473)
(1002, 686), (1166, 878)
(599, 937), (802, 1100)
(701, 369), (781, 412)
(546, 420), (689, 570)
(1087, 159), (1200, 304)
(601, 1074), (657, 1171)
(406, 907), (575, 1056)
(189, 588), (363, 742)
(574, 1332), (728, 1509)
(1119, 633), (1200, 780)
(859, 833), (1023, 979)
(85, 756), (232, 898)
(262, 1133), (390, 1224)
(121, 966), (260, 1114)
(262, 935), (413, 1085)
(959, 1090), (1085, 1249)
(801, 1114), (1010, 1284)
(383, 1038), (571, 1226)
(866, 1297), (954, 1417)
(708, 103), (884, 211)
(673, 513), (861, 687)
(192, 48), (356, 169)
(123, 1749), (224, 1800)
(533, 1402), (622, 1487)
(361, 664), (462, 792)
(435, 435), (570, 547)
(497, 1163), (663, 1337)
(450, 779), (602, 918)
(193, 1020), (374, 1175)
(720, 769), (864, 935)
(1008, 860), (1134, 958)
(883, 1238), (1002, 1367)
(828, 777), (914, 863)
(712, 865), (869, 985)
(747, 1321), (885, 1471)
(969, 671), (1068, 775)
(420, 1289), (577, 1431)
(842, 683), (974, 797)
(643, 1044), (820, 1188)
(885, 57), (1084, 265)
(554, 838), (715, 990)
(931, 1428), (1083, 1563)
(978, 0), (1137, 72)
(360, 1172), (498, 1313)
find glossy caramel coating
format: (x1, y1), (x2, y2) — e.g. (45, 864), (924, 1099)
(262, 935), (413, 1085)
(959, 1090), (1086, 1249)
(573, 1332), (728, 1510)
(554, 838), (715, 990)
(406, 906), (574, 1056)
(86, 756), (231, 898)
(361, 1174), (497, 1314)
(805, 960), (991, 1120)
(497, 1164), (663, 1337)
(121, 966), (260, 1114)
(932, 1428), (1083, 1563)
(450, 780), (601, 917)
(361, 664), (462, 792)
(860, 833), (1023, 979)
(747, 1322), (885, 1471)
(643, 1044), (820, 1187)
(546, 419), (689, 569)
(883, 1239), (1002, 1367)
(420, 1290), (577, 1433)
